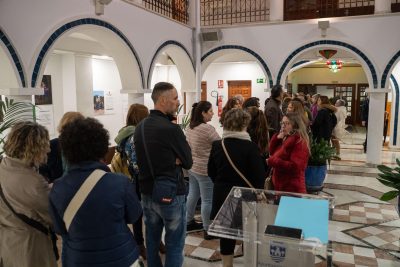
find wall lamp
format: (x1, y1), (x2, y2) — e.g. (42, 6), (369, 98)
(318, 20), (330, 37)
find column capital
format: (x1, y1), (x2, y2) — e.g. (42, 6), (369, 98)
(120, 88), (151, 94)
(0, 87), (43, 96)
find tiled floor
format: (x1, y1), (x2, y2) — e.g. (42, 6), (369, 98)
(178, 132), (400, 266)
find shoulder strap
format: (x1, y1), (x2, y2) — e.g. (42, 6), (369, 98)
(140, 119), (155, 179)
(0, 184), (49, 235)
(221, 139), (254, 189)
(63, 169), (106, 231)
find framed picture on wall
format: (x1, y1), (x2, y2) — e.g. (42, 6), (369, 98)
(93, 90), (105, 116)
(35, 75), (53, 105)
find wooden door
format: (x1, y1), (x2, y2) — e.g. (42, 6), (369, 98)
(355, 84), (368, 126)
(227, 80), (252, 100)
(201, 81), (207, 101)
(333, 84), (355, 125)
(298, 84), (317, 95)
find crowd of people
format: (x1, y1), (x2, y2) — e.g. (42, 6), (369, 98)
(0, 82), (349, 267)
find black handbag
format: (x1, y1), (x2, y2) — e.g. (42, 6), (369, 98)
(0, 184), (59, 260)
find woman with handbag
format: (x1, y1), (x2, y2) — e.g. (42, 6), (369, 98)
(267, 113), (310, 194)
(0, 122), (57, 267)
(208, 108), (265, 267)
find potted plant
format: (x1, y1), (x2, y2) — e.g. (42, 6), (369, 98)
(176, 104), (191, 131)
(0, 97), (36, 158)
(376, 158), (400, 214)
(305, 139), (336, 193)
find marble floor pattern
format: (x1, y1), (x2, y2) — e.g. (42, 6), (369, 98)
(179, 138), (400, 267)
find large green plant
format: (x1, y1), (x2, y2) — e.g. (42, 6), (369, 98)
(376, 158), (400, 201)
(308, 139), (336, 166)
(0, 98), (36, 157)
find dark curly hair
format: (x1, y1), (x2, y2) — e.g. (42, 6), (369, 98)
(59, 117), (110, 165)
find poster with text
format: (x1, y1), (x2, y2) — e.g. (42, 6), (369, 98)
(104, 91), (114, 114)
(35, 75), (53, 105)
(36, 105), (55, 137)
(93, 90), (105, 116)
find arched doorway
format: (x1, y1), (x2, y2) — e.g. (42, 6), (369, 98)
(31, 18), (143, 142)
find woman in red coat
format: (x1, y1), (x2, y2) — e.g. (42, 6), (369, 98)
(267, 113), (310, 193)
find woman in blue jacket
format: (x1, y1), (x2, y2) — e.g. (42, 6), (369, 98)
(49, 117), (142, 267)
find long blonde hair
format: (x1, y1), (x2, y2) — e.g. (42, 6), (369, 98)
(284, 113), (310, 152)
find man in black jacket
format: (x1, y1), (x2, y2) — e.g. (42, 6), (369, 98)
(135, 82), (192, 267)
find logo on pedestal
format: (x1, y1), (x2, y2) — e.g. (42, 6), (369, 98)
(270, 241), (286, 263)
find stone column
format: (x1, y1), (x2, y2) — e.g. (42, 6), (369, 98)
(374, 0), (391, 14)
(366, 89), (389, 164)
(269, 0), (284, 21)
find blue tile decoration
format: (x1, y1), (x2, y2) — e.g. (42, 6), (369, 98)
(147, 40), (194, 89)
(201, 45), (273, 88)
(381, 50), (400, 89)
(390, 75), (399, 146)
(31, 18), (144, 88)
(0, 29), (26, 87)
(277, 40), (378, 88)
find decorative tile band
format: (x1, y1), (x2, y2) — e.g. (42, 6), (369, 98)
(201, 45), (273, 88)
(0, 29), (26, 87)
(390, 75), (399, 146)
(277, 40), (378, 88)
(31, 18), (144, 88)
(381, 50), (400, 89)
(147, 40), (194, 89)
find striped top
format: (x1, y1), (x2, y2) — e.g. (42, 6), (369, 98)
(186, 123), (220, 176)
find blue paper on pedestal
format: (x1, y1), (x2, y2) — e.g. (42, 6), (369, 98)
(274, 196), (329, 244)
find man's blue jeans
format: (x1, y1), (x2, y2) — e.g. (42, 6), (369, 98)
(186, 171), (213, 230)
(141, 194), (186, 267)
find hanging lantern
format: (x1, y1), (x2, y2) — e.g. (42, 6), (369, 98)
(319, 49), (337, 60)
(326, 60), (343, 73)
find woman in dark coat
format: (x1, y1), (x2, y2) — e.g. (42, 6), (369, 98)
(208, 108), (265, 267)
(311, 95), (337, 142)
(267, 113), (310, 194)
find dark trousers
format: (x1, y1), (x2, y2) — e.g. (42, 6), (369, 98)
(220, 238), (237, 255)
(363, 124), (368, 153)
(133, 179), (144, 245)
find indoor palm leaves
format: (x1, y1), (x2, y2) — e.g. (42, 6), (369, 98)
(376, 158), (400, 201)
(0, 97), (36, 157)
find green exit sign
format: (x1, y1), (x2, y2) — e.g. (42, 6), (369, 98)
(256, 78), (265, 83)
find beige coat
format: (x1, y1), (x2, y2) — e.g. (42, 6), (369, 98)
(0, 157), (57, 267)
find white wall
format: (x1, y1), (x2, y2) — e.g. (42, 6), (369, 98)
(92, 58), (126, 144)
(202, 62), (268, 130)
(0, 47), (19, 89)
(42, 54), (127, 143)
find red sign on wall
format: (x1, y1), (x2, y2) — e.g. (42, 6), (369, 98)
(218, 80), (224, 89)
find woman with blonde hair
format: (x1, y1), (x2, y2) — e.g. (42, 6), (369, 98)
(0, 122), (57, 267)
(286, 99), (310, 127)
(39, 111), (84, 182)
(267, 113), (310, 193)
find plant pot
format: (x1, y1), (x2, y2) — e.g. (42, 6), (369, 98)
(305, 165), (328, 193)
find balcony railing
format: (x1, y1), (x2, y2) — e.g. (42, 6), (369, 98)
(284, 0), (375, 21)
(200, 0), (270, 26)
(142, 0), (189, 24)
